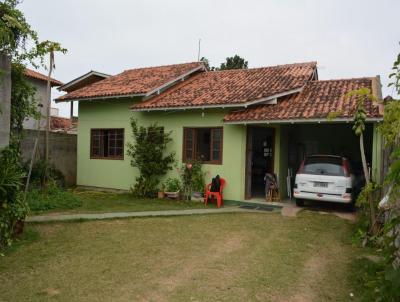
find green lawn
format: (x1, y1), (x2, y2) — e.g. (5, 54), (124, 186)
(0, 211), (371, 301)
(28, 190), (212, 215)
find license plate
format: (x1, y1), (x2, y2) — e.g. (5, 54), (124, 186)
(314, 182), (328, 188)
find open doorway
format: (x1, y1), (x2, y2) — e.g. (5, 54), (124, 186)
(245, 127), (275, 199)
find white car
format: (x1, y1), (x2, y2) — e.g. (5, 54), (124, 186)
(293, 155), (355, 207)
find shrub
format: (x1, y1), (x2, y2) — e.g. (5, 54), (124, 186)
(180, 161), (206, 200)
(127, 118), (175, 198)
(25, 159), (66, 189)
(26, 183), (81, 212)
(164, 178), (181, 192)
(0, 147), (28, 248)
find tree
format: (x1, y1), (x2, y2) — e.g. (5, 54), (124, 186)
(0, 0), (66, 248)
(219, 55), (248, 70)
(127, 118), (175, 197)
(345, 88), (378, 232)
(35, 41), (66, 189)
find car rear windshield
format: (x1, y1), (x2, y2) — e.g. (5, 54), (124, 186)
(302, 156), (345, 176)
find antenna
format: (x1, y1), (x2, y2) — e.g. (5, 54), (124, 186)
(197, 38), (201, 61)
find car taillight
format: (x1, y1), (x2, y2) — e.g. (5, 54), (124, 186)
(293, 183), (298, 189)
(297, 160), (305, 174)
(345, 188), (352, 193)
(342, 159), (350, 177)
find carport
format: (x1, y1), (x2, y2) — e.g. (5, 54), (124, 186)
(277, 121), (381, 199)
(223, 77), (384, 200)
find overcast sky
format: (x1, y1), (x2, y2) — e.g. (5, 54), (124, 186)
(20, 0), (400, 117)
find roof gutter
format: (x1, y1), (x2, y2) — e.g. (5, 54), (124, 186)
(55, 92), (146, 103)
(223, 117), (384, 125)
(56, 63), (205, 103)
(131, 87), (302, 112)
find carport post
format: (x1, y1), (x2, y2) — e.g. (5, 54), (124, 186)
(371, 123), (383, 184)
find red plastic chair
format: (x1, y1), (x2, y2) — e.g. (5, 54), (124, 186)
(204, 178), (226, 208)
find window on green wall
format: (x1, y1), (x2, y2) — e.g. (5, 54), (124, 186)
(90, 128), (124, 159)
(183, 127), (223, 164)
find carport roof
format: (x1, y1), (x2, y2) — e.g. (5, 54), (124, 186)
(223, 77), (383, 123)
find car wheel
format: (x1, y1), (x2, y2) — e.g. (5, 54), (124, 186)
(295, 199), (304, 207)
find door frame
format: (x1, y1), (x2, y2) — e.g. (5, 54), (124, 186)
(244, 126), (275, 200)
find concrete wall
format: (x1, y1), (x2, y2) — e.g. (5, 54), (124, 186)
(21, 129), (77, 186)
(0, 54), (11, 148)
(23, 78), (48, 130)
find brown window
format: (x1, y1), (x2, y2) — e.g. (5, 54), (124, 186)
(183, 127), (223, 164)
(90, 128), (124, 159)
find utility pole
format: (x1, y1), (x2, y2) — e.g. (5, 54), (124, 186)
(197, 38), (201, 61)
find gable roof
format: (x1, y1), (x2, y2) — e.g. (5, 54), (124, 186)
(57, 62), (205, 101)
(223, 77), (382, 123)
(25, 68), (63, 86)
(58, 70), (110, 93)
(132, 62), (317, 110)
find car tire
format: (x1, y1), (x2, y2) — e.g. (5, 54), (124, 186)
(295, 199), (304, 207)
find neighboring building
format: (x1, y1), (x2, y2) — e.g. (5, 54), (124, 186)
(57, 61), (384, 201)
(21, 68), (77, 186)
(23, 68), (64, 130)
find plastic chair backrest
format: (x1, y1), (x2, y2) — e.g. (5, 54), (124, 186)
(219, 178), (226, 191)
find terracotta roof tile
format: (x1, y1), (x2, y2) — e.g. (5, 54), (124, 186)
(25, 68), (63, 86)
(57, 62), (204, 101)
(132, 62), (317, 109)
(223, 78), (382, 122)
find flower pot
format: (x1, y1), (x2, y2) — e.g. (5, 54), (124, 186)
(158, 191), (165, 199)
(191, 191), (204, 202)
(165, 191), (180, 199)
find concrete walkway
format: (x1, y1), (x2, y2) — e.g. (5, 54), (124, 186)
(26, 207), (262, 223)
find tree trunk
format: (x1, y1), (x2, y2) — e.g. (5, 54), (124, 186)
(360, 133), (370, 184)
(44, 53), (54, 189)
(360, 133), (376, 231)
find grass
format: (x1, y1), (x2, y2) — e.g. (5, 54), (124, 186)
(28, 189), (212, 215)
(0, 211), (371, 301)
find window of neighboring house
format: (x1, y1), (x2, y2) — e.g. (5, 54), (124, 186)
(90, 128), (124, 159)
(183, 127), (223, 164)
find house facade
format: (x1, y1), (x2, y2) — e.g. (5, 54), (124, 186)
(57, 62), (384, 202)
(23, 68), (64, 130)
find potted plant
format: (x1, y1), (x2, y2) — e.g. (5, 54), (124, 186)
(191, 162), (206, 201)
(164, 178), (181, 199)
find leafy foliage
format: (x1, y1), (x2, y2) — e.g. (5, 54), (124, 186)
(220, 55), (248, 70)
(0, 0), (67, 249)
(24, 159), (66, 189)
(10, 62), (39, 149)
(200, 55), (248, 71)
(127, 118), (175, 197)
(26, 184), (81, 213)
(0, 147), (28, 248)
(0, 0), (38, 62)
(354, 48), (400, 302)
(164, 178), (181, 192)
(179, 161), (205, 200)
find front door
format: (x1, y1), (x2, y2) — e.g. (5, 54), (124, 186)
(245, 127), (275, 199)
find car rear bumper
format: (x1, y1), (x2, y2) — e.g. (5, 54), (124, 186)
(293, 191), (352, 203)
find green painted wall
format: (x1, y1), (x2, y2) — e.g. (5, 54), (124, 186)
(77, 98), (384, 201)
(77, 98), (248, 201)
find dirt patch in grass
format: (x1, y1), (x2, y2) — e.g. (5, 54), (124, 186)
(286, 253), (328, 302)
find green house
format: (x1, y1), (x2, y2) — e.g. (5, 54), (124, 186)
(57, 61), (384, 202)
